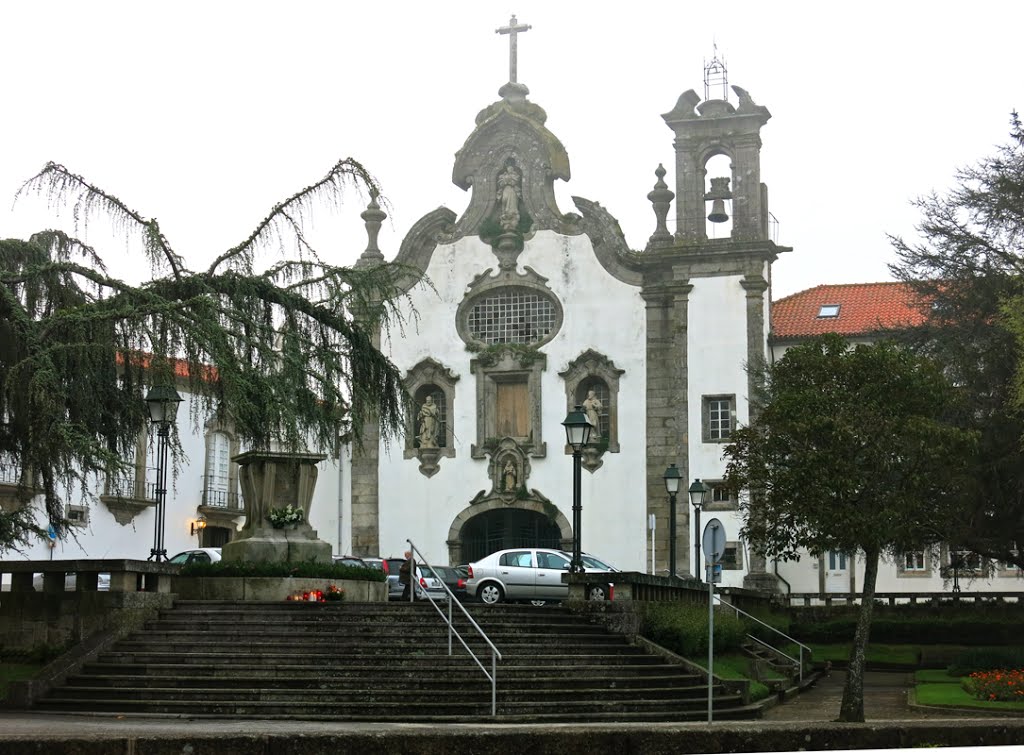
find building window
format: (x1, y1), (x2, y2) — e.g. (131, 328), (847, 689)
(203, 431), (236, 508)
(817, 304), (841, 318)
(949, 549), (984, 574)
(721, 541), (744, 570)
(702, 395), (735, 442)
(66, 503), (89, 527)
(466, 288), (558, 345)
(898, 550), (929, 575)
(702, 480), (737, 511)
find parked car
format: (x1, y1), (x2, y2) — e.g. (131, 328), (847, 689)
(332, 555), (369, 568)
(168, 547), (222, 565)
(413, 565), (447, 601)
(425, 564), (470, 602)
(362, 557), (388, 574)
(465, 548), (617, 605)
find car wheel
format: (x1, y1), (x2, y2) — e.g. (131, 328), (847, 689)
(587, 584), (608, 601)
(529, 599), (547, 607)
(478, 583), (504, 605)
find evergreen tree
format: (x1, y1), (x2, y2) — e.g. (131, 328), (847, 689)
(0, 160), (411, 550)
(890, 114), (1024, 570)
(724, 335), (975, 722)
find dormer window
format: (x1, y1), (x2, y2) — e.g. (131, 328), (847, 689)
(817, 304), (841, 318)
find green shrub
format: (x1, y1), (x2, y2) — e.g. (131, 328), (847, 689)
(641, 602), (745, 657)
(948, 647), (1024, 677)
(179, 560), (386, 582)
(790, 614), (1024, 646)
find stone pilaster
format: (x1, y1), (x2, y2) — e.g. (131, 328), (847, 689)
(349, 321), (382, 558)
(642, 278), (692, 578)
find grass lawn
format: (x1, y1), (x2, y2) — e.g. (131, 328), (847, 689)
(916, 681), (1024, 712)
(915, 669), (960, 683)
(712, 653), (772, 702)
(0, 663), (42, 701)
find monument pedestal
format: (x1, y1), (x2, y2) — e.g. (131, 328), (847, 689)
(221, 450), (332, 564)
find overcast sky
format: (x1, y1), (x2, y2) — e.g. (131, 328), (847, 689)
(1, 2), (1020, 298)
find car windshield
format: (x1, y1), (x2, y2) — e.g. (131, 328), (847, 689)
(561, 552), (615, 571)
(429, 567), (459, 581)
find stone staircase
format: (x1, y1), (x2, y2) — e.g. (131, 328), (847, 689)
(34, 601), (762, 722)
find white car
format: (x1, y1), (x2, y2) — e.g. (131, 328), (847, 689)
(466, 548), (616, 605)
(168, 547), (222, 565)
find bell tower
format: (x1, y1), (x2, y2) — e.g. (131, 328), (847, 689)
(661, 54), (772, 245)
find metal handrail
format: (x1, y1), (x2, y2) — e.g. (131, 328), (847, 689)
(713, 595), (811, 682)
(407, 539), (503, 716)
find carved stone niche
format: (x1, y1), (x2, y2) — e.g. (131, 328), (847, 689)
(486, 438), (532, 504)
(403, 358), (460, 479)
(559, 349), (626, 473)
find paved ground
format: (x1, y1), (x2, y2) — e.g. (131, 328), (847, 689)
(764, 669), (951, 721)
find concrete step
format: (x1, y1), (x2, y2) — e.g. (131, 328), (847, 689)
(67, 671), (704, 690)
(37, 599), (757, 722)
(93, 650), (665, 669)
(49, 682), (724, 704)
(36, 694), (745, 719)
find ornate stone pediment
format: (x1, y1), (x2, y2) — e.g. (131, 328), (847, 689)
(450, 94), (581, 242)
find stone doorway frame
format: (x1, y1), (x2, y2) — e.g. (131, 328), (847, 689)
(445, 499), (573, 566)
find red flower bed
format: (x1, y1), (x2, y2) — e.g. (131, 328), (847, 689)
(961, 668), (1024, 702)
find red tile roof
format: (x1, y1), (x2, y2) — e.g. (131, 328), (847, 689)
(771, 282), (928, 340)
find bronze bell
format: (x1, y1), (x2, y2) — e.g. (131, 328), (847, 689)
(707, 198), (729, 223)
(705, 176), (732, 223)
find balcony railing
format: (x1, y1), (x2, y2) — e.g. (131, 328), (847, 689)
(0, 461), (24, 486)
(201, 476), (240, 509)
(105, 468), (157, 502)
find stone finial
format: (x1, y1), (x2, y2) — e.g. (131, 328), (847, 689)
(646, 164), (675, 250)
(355, 191), (387, 268)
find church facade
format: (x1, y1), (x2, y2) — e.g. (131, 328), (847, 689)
(343, 47), (787, 589)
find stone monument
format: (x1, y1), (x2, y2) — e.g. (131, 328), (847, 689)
(221, 450), (332, 564)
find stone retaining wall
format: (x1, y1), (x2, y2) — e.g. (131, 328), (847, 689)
(169, 576), (386, 601)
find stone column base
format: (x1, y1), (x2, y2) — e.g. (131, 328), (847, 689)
(222, 524), (332, 564)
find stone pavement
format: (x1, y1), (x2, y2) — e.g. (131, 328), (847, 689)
(764, 670), (952, 721)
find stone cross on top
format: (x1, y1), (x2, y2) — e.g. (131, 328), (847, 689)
(496, 15), (531, 83)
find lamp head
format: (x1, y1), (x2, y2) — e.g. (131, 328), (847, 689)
(145, 384), (183, 426)
(688, 478), (709, 508)
(663, 463), (683, 495)
(562, 405), (592, 450)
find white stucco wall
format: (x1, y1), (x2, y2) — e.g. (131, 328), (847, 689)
(7, 390), (344, 563)
(377, 230), (648, 570)
(684, 273), (758, 588)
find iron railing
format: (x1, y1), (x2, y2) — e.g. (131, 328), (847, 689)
(105, 468), (157, 501)
(407, 539), (503, 716)
(201, 477), (240, 509)
(713, 594), (811, 682)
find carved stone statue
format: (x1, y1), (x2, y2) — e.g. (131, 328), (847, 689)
(497, 162), (522, 231)
(417, 395), (439, 448)
(502, 458), (518, 492)
(582, 389), (603, 439)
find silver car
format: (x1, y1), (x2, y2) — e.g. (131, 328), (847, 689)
(465, 548), (616, 605)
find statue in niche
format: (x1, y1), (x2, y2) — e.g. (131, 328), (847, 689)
(497, 161), (523, 232)
(417, 395), (439, 448)
(502, 458), (518, 492)
(582, 389), (603, 440)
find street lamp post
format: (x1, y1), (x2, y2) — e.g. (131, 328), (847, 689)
(663, 464), (683, 578)
(145, 385), (183, 562)
(688, 478), (709, 582)
(562, 405), (593, 574)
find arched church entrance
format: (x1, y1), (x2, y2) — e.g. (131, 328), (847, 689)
(450, 502), (572, 565)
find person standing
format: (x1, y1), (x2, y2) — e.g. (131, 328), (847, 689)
(399, 549), (416, 601)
